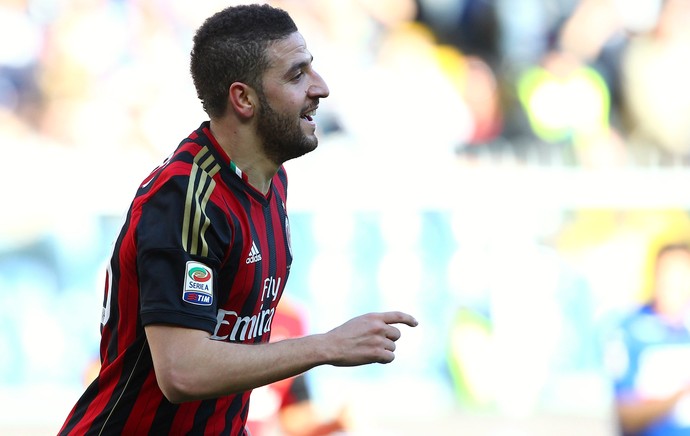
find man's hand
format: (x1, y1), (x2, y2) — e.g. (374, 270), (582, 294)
(323, 311), (418, 366)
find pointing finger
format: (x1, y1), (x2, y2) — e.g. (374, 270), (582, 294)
(379, 311), (418, 327)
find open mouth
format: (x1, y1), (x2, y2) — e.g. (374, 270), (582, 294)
(301, 108), (316, 122)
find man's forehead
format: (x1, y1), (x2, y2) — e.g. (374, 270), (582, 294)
(266, 32), (311, 66)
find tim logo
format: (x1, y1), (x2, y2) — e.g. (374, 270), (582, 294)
(182, 261), (214, 306)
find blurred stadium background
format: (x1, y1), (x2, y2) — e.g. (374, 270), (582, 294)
(2, 0), (690, 434)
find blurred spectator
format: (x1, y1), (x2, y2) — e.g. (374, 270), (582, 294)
(558, 0), (631, 131)
(341, 19), (473, 166)
(621, 0), (690, 160)
(37, 0), (129, 147)
(437, 50), (503, 148)
(0, 0), (43, 125)
(516, 50), (611, 157)
(605, 242), (690, 435)
(494, 0), (565, 73)
(414, 0), (500, 67)
(246, 298), (349, 436)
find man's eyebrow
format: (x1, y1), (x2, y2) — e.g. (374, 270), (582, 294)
(285, 54), (314, 77)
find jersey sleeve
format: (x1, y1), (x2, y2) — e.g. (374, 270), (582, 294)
(136, 171), (230, 334)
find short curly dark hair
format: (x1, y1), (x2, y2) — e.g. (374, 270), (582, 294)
(190, 4), (298, 118)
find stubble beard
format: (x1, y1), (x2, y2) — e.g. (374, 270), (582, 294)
(256, 91), (318, 165)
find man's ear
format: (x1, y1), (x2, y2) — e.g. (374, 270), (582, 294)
(228, 82), (256, 119)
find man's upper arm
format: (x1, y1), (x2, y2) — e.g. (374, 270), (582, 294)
(136, 175), (225, 334)
(144, 323), (212, 402)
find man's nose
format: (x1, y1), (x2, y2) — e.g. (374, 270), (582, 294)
(309, 71), (329, 99)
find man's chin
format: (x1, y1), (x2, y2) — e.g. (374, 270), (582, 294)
(290, 142), (318, 161)
(271, 141), (318, 165)
(297, 134), (319, 153)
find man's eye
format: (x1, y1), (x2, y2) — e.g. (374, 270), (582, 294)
(291, 72), (303, 81)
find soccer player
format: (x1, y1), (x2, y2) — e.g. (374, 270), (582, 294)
(59, 4), (417, 435)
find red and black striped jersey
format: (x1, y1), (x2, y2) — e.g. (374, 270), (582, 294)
(59, 121), (293, 436)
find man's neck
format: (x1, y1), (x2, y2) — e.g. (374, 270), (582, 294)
(209, 119), (278, 196)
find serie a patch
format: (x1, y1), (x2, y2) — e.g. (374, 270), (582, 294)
(182, 261), (214, 306)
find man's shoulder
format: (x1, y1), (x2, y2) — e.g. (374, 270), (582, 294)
(145, 124), (220, 183)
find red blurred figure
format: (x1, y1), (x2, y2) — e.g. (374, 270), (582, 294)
(246, 298), (349, 436)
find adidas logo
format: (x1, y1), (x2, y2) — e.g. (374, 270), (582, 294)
(245, 240), (262, 264)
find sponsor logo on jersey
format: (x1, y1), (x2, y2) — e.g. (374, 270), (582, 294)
(246, 240), (262, 264)
(210, 307), (275, 342)
(183, 261), (213, 306)
(210, 274), (285, 342)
